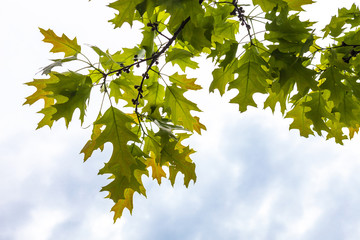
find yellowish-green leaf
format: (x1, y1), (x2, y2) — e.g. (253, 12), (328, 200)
(285, 96), (314, 137)
(252, 0), (286, 12)
(39, 28), (81, 57)
(44, 72), (93, 127)
(164, 85), (201, 131)
(146, 152), (167, 184)
(349, 124), (360, 139)
(80, 121), (104, 162)
(108, 0), (142, 28)
(111, 189), (135, 222)
(162, 141), (196, 187)
(303, 91), (336, 136)
(166, 48), (199, 71)
(24, 74), (57, 106)
(228, 46), (269, 112)
(209, 61), (237, 96)
(193, 116), (206, 135)
(169, 72), (202, 90)
(283, 0), (314, 11)
(95, 107), (140, 178)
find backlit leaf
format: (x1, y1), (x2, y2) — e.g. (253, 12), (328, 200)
(283, 0), (314, 11)
(228, 46), (270, 112)
(94, 107), (141, 179)
(252, 0), (286, 11)
(111, 189), (135, 221)
(164, 85), (201, 131)
(169, 72), (202, 90)
(39, 28), (81, 57)
(44, 72), (93, 127)
(146, 152), (167, 184)
(303, 91), (335, 135)
(285, 96), (314, 137)
(108, 0), (142, 28)
(165, 48), (199, 71)
(209, 61), (237, 96)
(162, 141), (196, 187)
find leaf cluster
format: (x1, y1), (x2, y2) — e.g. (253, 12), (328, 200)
(25, 0), (360, 221)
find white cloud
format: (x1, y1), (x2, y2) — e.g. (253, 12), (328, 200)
(15, 208), (69, 240)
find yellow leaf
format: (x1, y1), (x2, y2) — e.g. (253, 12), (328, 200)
(146, 152), (166, 184)
(193, 116), (206, 135)
(349, 124), (360, 139)
(80, 122), (104, 161)
(24, 74), (57, 107)
(111, 189), (135, 222)
(39, 28), (81, 57)
(24, 73), (59, 129)
(127, 113), (139, 124)
(169, 72), (202, 90)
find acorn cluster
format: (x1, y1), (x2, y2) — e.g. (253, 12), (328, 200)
(147, 22), (159, 31)
(230, 1), (251, 30)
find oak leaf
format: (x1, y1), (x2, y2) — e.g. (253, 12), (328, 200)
(39, 28), (81, 57)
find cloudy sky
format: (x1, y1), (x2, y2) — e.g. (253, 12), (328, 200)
(1, 0), (360, 239)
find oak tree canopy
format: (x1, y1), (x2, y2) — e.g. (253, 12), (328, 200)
(25, 0), (360, 221)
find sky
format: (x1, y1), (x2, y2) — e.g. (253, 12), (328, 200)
(1, 0), (360, 239)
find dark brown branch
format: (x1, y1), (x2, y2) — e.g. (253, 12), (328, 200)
(131, 16), (191, 133)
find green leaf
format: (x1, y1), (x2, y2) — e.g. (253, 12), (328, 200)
(179, 14), (214, 51)
(90, 107), (148, 222)
(142, 81), (165, 118)
(334, 93), (360, 127)
(228, 46), (270, 112)
(165, 48), (199, 71)
(265, 7), (313, 53)
(323, 4), (360, 37)
(219, 41), (238, 69)
(111, 47), (145, 66)
(207, 2), (239, 43)
(209, 61), (237, 96)
(39, 28), (81, 57)
(303, 91), (335, 135)
(136, 0), (156, 18)
(325, 118), (348, 145)
(319, 66), (348, 106)
(161, 0), (203, 33)
(44, 72), (93, 127)
(283, 0), (314, 11)
(80, 119), (104, 161)
(345, 76), (360, 100)
(24, 73), (59, 129)
(94, 107), (141, 178)
(252, 0), (286, 11)
(164, 85), (201, 131)
(168, 72), (202, 90)
(40, 56), (77, 75)
(109, 73), (140, 106)
(154, 118), (185, 140)
(162, 141), (196, 187)
(264, 81), (290, 114)
(268, 50), (317, 103)
(140, 21), (155, 60)
(285, 96), (314, 137)
(108, 0), (142, 28)
(89, 45), (123, 71)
